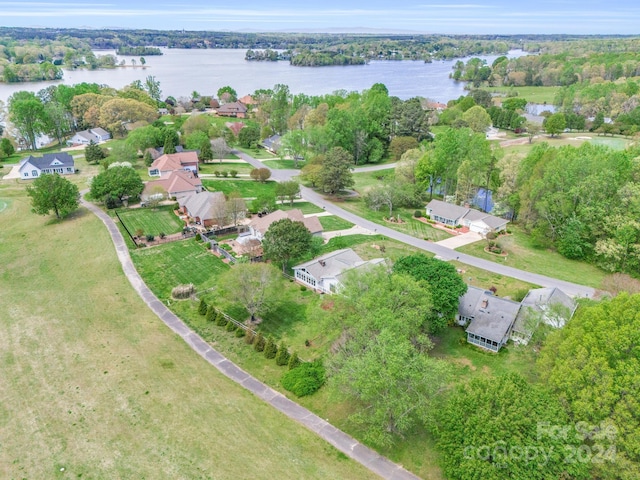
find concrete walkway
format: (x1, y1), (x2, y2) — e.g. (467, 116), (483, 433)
(1, 164), (21, 180)
(435, 231), (483, 249)
(80, 194), (420, 480)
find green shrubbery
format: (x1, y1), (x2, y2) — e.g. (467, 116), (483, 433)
(198, 298), (208, 315)
(281, 360), (326, 397)
(263, 337), (278, 359)
(275, 342), (290, 366)
(253, 333), (266, 352)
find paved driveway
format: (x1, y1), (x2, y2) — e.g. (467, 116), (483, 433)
(1, 165), (21, 180)
(436, 231), (483, 249)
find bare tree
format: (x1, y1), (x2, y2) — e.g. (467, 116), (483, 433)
(211, 137), (231, 163)
(226, 192), (247, 226)
(221, 263), (280, 323)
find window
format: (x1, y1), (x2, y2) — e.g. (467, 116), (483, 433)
(66, 167), (73, 173)
(23, 172), (29, 177)
(32, 170), (38, 177)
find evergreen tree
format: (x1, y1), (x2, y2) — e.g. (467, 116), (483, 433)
(198, 298), (208, 315)
(253, 333), (266, 352)
(287, 352), (301, 370)
(275, 342), (290, 366)
(263, 337), (277, 359)
(205, 304), (217, 322)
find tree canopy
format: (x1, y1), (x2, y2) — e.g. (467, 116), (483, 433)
(262, 218), (312, 272)
(26, 173), (80, 219)
(89, 165), (144, 205)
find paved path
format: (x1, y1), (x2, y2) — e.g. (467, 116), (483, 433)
(80, 194), (420, 480)
(231, 150), (595, 298)
(1, 164), (21, 180)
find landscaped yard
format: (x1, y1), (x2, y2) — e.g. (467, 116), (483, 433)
(262, 158), (304, 169)
(456, 227), (607, 289)
(279, 201), (324, 214)
(199, 161), (252, 175)
(116, 204), (184, 237)
(235, 146), (277, 159)
(0, 183), (374, 480)
(318, 215), (354, 231)
(202, 178), (278, 198)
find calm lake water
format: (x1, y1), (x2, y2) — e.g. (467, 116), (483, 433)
(0, 48), (525, 104)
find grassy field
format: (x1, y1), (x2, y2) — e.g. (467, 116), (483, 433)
(199, 161), (252, 175)
(502, 133), (634, 160)
(202, 179), (278, 198)
(279, 201), (324, 214)
(116, 204), (184, 237)
(261, 159), (304, 169)
(0, 184), (375, 480)
(456, 228), (607, 288)
(234, 146), (276, 159)
(352, 169), (394, 191)
(318, 215), (355, 231)
(487, 86), (560, 104)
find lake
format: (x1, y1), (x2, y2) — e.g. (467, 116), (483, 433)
(0, 48), (525, 104)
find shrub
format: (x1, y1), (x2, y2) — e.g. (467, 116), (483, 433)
(173, 202), (180, 210)
(263, 337), (277, 359)
(229, 170), (238, 178)
(235, 328), (246, 338)
(214, 170), (221, 177)
(135, 228), (144, 238)
(172, 283), (195, 299)
(146, 234), (155, 242)
(281, 360), (326, 397)
(288, 352), (301, 370)
(275, 342), (290, 366)
(300, 285), (307, 292)
(244, 330), (255, 345)
(206, 304), (217, 322)
(221, 170), (229, 177)
(159, 232), (166, 239)
(198, 298), (208, 315)
(195, 233), (201, 241)
(225, 320), (237, 332)
(215, 311), (228, 327)
(253, 333), (266, 352)
(414, 210), (423, 218)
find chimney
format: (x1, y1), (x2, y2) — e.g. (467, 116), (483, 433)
(481, 299), (488, 309)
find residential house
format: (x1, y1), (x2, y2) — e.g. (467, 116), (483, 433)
(511, 287), (578, 344)
(144, 145), (190, 162)
(238, 95), (257, 106)
(148, 151), (199, 177)
(18, 152), (75, 179)
(261, 134), (281, 154)
(426, 199), (509, 236)
(178, 191), (227, 228)
(457, 286), (522, 353)
(67, 128), (111, 146)
(217, 101), (248, 118)
(225, 122), (246, 136)
(293, 248), (386, 294)
(142, 170), (203, 201)
(247, 209), (323, 241)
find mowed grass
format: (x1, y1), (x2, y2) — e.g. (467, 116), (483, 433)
(116, 204), (184, 237)
(0, 184), (377, 480)
(318, 215), (355, 231)
(199, 161), (252, 175)
(234, 146), (276, 159)
(203, 179), (278, 198)
(486, 85), (560, 104)
(279, 201), (324, 214)
(456, 227), (607, 288)
(262, 159), (303, 169)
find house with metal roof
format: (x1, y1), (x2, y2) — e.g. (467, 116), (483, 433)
(18, 152), (75, 179)
(293, 248), (386, 294)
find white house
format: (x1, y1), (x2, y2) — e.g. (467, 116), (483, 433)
(67, 128), (111, 146)
(426, 199), (509, 236)
(293, 248), (386, 294)
(18, 152), (75, 179)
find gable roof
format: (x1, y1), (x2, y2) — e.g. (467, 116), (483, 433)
(225, 122), (246, 136)
(217, 101), (248, 115)
(249, 209), (322, 236)
(19, 152), (74, 171)
(294, 248), (386, 283)
(91, 127), (110, 137)
(150, 151), (200, 172)
(426, 199), (508, 229)
(261, 134), (281, 151)
(512, 287), (577, 336)
(462, 286), (521, 343)
(179, 191), (226, 221)
(144, 170), (202, 197)
(238, 94), (256, 105)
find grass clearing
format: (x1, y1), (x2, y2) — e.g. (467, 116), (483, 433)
(262, 159), (304, 169)
(199, 161), (252, 175)
(235, 146), (277, 159)
(318, 215), (355, 231)
(0, 183), (374, 480)
(116, 204), (184, 237)
(487, 86), (560, 104)
(279, 201), (324, 214)
(202, 178), (278, 198)
(456, 227), (606, 288)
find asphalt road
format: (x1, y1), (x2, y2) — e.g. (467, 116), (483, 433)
(231, 150), (596, 298)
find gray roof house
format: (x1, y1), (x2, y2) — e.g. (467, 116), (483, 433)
(67, 128), (111, 146)
(248, 209), (322, 241)
(457, 286), (522, 352)
(511, 287), (578, 344)
(426, 199), (509, 236)
(293, 248), (386, 294)
(18, 152), (75, 179)
(178, 191), (227, 228)
(261, 134), (281, 154)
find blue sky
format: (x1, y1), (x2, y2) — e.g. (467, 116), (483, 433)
(1, 1), (639, 34)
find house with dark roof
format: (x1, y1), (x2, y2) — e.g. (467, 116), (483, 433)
(426, 199), (509, 236)
(457, 286), (522, 352)
(511, 287), (578, 344)
(67, 128), (111, 146)
(18, 152), (75, 179)
(178, 191), (227, 228)
(148, 151), (199, 177)
(260, 134), (281, 154)
(293, 248), (386, 293)
(217, 101), (248, 118)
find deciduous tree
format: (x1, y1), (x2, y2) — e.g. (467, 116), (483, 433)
(8, 91), (47, 150)
(220, 263), (280, 322)
(317, 146), (354, 195)
(262, 218), (312, 272)
(26, 173), (80, 219)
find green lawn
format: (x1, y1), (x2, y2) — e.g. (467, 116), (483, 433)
(262, 159), (304, 169)
(0, 183), (374, 480)
(456, 227), (607, 288)
(116, 204), (184, 237)
(486, 86), (560, 104)
(199, 161), (252, 175)
(318, 215), (355, 231)
(202, 179), (278, 198)
(279, 201), (324, 214)
(235, 146), (277, 159)
(352, 169), (394, 192)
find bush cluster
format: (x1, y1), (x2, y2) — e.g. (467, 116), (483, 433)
(281, 360), (326, 397)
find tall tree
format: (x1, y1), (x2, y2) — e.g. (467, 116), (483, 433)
(317, 146), (354, 195)
(8, 91), (47, 150)
(89, 165), (144, 204)
(221, 263), (280, 322)
(262, 218), (312, 272)
(144, 75), (162, 102)
(275, 180), (300, 206)
(543, 112), (567, 137)
(210, 137), (230, 163)
(26, 173), (80, 219)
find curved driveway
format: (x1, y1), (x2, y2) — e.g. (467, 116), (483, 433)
(81, 194), (420, 480)
(232, 150), (595, 298)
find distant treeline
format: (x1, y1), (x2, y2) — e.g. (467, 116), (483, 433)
(116, 46), (162, 56)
